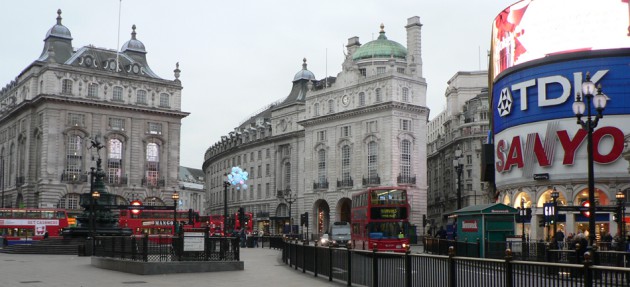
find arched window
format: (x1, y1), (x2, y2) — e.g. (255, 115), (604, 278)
(318, 149), (327, 185)
(107, 139), (123, 184)
(88, 83), (99, 98)
(400, 140), (412, 179)
(159, 93), (170, 107)
(359, 92), (366, 106)
(375, 88), (382, 102)
(145, 143), (159, 186)
(402, 87), (409, 102)
(61, 79), (73, 95)
(367, 141), (378, 180)
(113, 86), (123, 101)
(341, 145), (351, 184)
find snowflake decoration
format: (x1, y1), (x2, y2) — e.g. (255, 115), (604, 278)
(227, 166), (249, 190)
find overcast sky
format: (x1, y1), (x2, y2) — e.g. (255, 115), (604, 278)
(1, 0), (516, 169)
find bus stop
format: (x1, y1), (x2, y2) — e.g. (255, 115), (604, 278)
(454, 203), (517, 258)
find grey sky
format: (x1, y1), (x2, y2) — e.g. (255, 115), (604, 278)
(1, 0), (516, 169)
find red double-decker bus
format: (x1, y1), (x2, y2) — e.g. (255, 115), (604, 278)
(235, 212), (253, 235)
(0, 208), (69, 245)
(351, 187), (410, 252)
(118, 209), (199, 237)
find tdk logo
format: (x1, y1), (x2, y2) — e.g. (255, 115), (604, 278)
(496, 70), (608, 117)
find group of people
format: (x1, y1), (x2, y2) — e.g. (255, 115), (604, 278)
(237, 229), (265, 248)
(554, 229), (630, 251)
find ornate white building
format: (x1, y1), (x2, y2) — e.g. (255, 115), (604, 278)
(0, 10), (187, 215)
(204, 17), (429, 236)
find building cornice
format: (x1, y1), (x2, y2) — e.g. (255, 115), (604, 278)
(298, 102), (429, 127)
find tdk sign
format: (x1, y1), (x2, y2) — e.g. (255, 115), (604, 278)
(492, 55), (630, 134)
(496, 70), (607, 118)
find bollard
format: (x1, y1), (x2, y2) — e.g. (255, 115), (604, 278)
(505, 249), (513, 287)
(584, 251), (593, 287)
(448, 246), (456, 287)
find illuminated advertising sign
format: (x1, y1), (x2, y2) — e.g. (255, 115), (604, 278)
(492, 51), (630, 187)
(462, 220), (478, 232)
(490, 0), (630, 81)
(0, 219), (59, 226)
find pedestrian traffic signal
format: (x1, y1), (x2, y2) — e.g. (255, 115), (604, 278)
(300, 212), (309, 227)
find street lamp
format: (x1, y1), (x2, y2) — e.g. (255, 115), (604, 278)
(616, 190), (626, 250)
(453, 146), (464, 210)
(172, 190), (179, 235)
(280, 188), (297, 235)
(223, 174), (230, 235)
(572, 71), (607, 248)
(90, 189), (100, 255)
(551, 187), (560, 243)
(520, 198), (526, 242)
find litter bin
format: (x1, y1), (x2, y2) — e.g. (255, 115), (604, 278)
(247, 236), (255, 248)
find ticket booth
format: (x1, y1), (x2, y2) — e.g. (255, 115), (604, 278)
(454, 203), (517, 258)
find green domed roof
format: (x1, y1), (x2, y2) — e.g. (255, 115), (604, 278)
(352, 24), (407, 61)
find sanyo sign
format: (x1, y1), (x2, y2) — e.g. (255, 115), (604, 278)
(496, 70), (607, 117)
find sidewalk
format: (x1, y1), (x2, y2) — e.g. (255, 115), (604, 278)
(0, 247), (344, 287)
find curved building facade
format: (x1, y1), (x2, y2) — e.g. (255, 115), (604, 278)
(490, 0), (630, 241)
(203, 17), (429, 236)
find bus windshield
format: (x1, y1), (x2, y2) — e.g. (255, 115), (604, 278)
(368, 221), (410, 239)
(370, 189), (407, 205)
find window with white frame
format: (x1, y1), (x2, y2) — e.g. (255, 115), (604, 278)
(266, 183), (270, 198)
(65, 133), (83, 179)
(402, 87), (409, 102)
(377, 67), (386, 75)
(317, 149), (326, 185)
(88, 83), (99, 98)
(359, 92), (366, 106)
(159, 93), (170, 107)
(397, 67), (405, 74)
(145, 143), (159, 186)
(265, 164), (270, 176)
(341, 145), (351, 183)
(341, 126), (351, 137)
(400, 139), (411, 178)
(136, 90), (147, 104)
(109, 118), (125, 131)
(400, 119), (412, 131)
(314, 103), (320, 116)
(317, 130), (326, 142)
(62, 79), (73, 95)
(107, 138), (123, 184)
(284, 162), (291, 189)
(148, 122), (162, 134)
(367, 141), (378, 179)
(366, 120), (377, 133)
(113, 86), (123, 101)
(328, 99), (334, 113)
(359, 68), (366, 77)
(375, 88), (382, 102)
(68, 113), (85, 127)
(257, 165), (262, 178)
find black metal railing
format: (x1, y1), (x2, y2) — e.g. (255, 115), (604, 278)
(397, 174), (416, 185)
(362, 175), (380, 186)
(337, 178), (353, 188)
(105, 175), (128, 186)
(60, 172), (88, 183)
(281, 239), (630, 287)
(92, 234), (240, 262)
(313, 180), (329, 190)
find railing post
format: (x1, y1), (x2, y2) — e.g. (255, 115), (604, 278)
(329, 244), (333, 282)
(295, 240), (298, 270)
(347, 243), (352, 286)
(372, 244), (379, 287)
(448, 246), (456, 287)
(477, 238), (481, 258)
(142, 234), (148, 262)
(505, 248), (513, 287)
(584, 251), (593, 287)
(405, 244), (412, 287)
(314, 243), (318, 278)
(121, 237), (126, 259)
(303, 240), (307, 273)
(131, 236), (137, 261)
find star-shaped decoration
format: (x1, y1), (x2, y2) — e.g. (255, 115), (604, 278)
(497, 88), (513, 117)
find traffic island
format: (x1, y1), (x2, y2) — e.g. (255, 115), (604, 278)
(91, 257), (244, 275)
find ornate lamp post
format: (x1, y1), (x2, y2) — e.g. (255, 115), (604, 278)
(551, 187), (560, 242)
(280, 188), (297, 235)
(172, 190), (179, 235)
(616, 190), (626, 250)
(453, 146), (464, 210)
(572, 72), (607, 248)
(520, 198), (526, 242)
(223, 175), (230, 235)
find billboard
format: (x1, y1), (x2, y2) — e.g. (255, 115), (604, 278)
(490, 0), (630, 81)
(491, 51), (630, 187)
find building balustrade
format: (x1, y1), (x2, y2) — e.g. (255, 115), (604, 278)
(105, 175), (128, 186)
(336, 177), (353, 188)
(313, 180), (329, 190)
(60, 172), (88, 183)
(141, 177), (165, 187)
(397, 174), (416, 185)
(362, 175), (380, 186)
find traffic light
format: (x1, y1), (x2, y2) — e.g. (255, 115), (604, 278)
(423, 214), (427, 227)
(301, 212), (309, 227)
(238, 207), (245, 227)
(538, 218), (545, 227)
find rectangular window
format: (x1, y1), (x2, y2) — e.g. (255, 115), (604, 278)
(366, 120), (377, 133)
(397, 68), (405, 74)
(258, 150), (262, 160)
(257, 165), (262, 178)
(62, 79), (73, 95)
(265, 183), (270, 198)
(400, 119), (411, 131)
(113, 86), (123, 101)
(359, 68), (366, 77)
(88, 83), (99, 98)
(68, 113), (85, 127)
(148, 122), (162, 134)
(109, 118), (125, 131)
(317, 130), (326, 142)
(159, 93), (170, 107)
(341, 126), (351, 137)
(376, 67), (386, 75)
(136, 90), (147, 104)
(257, 184), (261, 199)
(266, 148), (270, 158)
(467, 155), (472, 165)
(265, 164), (270, 176)
(250, 152), (254, 161)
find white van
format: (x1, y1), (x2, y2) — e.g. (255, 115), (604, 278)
(330, 221), (351, 247)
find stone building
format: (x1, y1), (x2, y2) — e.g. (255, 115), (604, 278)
(203, 17), (429, 236)
(426, 71), (491, 231)
(0, 10), (187, 215)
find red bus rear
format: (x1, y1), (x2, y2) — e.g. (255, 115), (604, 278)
(351, 187), (411, 252)
(235, 212), (253, 235)
(198, 215), (224, 236)
(0, 208), (69, 245)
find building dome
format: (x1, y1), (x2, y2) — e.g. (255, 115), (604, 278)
(121, 25), (146, 53)
(352, 24), (406, 61)
(293, 58), (316, 82)
(45, 9), (72, 40)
